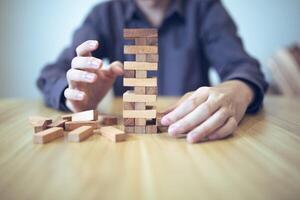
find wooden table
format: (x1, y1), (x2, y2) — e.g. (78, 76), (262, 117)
(0, 96), (299, 200)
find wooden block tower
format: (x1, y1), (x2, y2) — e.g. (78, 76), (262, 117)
(123, 28), (159, 134)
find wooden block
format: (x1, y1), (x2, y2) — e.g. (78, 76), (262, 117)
(33, 127), (64, 144)
(47, 118), (67, 129)
(135, 102), (146, 110)
(124, 126), (135, 133)
(65, 120), (100, 131)
(124, 61), (158, 71)
(123, 91), (156, 103)
(123, 28), (158, 39)
(146, 54), (159, 63)
(157, 126), (168, 133)
(136, 54), (147, 62)
(100, 126), (127, 142)
(135, 38), (147, 45)
(146, 87), (157, 95)
(123, 110), (156, 119)
(147, 38), (158, 45)
(135, 70), (147, 78)
(68, 126), (94, 142)
(101, 115), (118, 126)
(72, 110), (98, 122)
(134, 87), (146, 94)
(124, 118), (135, 126)
(61, 114), (72, 121)
(156, 112), (164, 126)
(124, 61), (157, 71)
(135, 118), (146, 126)
(124, 70), (135, 78)
(146, 125), (157, 134)
(124, 45), (158, 54)
(29, 116), (52, 127)
(134, 126), (146, 134)
(123, 102), (135, 110)
(124, 78), (157, 87)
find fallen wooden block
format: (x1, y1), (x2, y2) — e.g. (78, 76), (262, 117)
(33, 127), (64, 144)
(124, 45), (158, 54)
(124, 61), (158, 71)
(123, 28), (158, 39)
(123, 77), (157, 87)
(65, 120), (100, 131)
(72, 110), (98, 122)
(29, 116), (53, 133)
(61, 114), (72, 121)
(68, 126), (94, 142)
(101, 115), (118, 126)
(47, 118), (67, 129)
(100, 126), (127, 142)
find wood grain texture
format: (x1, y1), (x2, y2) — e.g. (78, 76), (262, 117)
(1, 97), (300, 200)
(124, 62), (158, 71)
(67, 126), (94, 142)
(123, 78), (157, 87)
(123, 28), (158, 38)
(124, 45), (158, 54)
(100, 126), (127, 142)
(33, 127), (64, 144)
(65, 120), (100, 131)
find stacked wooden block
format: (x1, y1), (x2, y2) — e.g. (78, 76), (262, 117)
(123, 28), (159, 134)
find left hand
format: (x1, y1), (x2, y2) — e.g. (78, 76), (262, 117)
(161, 80), (254, 143)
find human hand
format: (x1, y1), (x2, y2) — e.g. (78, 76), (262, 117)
(64, 40), (123, 112)
(161, 80), (254, 143)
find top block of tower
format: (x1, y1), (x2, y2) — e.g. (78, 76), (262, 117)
(123, 28), (158, 39)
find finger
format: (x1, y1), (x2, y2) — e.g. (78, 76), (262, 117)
(185, 108), (232, 143)
(161, 87), (209, 126)
(76, 40), (99, 57)
(208, 117), (237, 140)
(102, 61), (124, 79)
(167, 95), (222, 136)
(66, 69), (97, 84)
(64, 88), (86, 101)
(71, 57), (102, 70)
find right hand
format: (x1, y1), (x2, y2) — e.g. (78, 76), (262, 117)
(64, 40), (123, 112)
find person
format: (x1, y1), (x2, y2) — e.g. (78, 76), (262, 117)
(37, 0), (268, 143)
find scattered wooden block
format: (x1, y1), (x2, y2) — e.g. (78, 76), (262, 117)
(124, 126), (135, 133)
(72, 110), (98, 122)
(146, 87), (157, 95)
(123, 110), (156, 119)
(29, 116), (53, 133)
(124, 61), (158, 71)
(124, 70), (135, 78)
(61, 114), (72, 121)
(123, 28), (158, 39)
(65, 120), (100, 131)
(146, 125), (157, 134)
(124, 45), (158, 54)
(33, 127), (64, 144)
(68, 126), (94, 142)
(123, 78), (157, 87)
(101, 115), (118, 126)
(123, 102), (135, 110)
(135, 126), (146, 134)
(123, 91), (156, 103)
(47, 118), (67, 129)
(124, 118), (135, 126)
(100, 126), (127, 142)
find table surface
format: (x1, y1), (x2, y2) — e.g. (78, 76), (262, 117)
(0, 96), (299, 200)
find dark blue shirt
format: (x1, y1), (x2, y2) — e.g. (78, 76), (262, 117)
(37, 0), (268, 112)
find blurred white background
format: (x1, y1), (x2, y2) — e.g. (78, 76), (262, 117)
(0, 0), (299, 99)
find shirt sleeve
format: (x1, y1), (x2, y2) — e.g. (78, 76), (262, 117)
(199, 0), (268, 113)
(36, 5), (109, 111)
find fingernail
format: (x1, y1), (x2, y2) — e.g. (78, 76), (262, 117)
(84, 73), (96, 82)
(87, 41), (97, 48)
(168, 124), (179, 136)
(76, 92), (84, 100)
(187, 132), (196, 143)
(88, 59), (100, 69)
